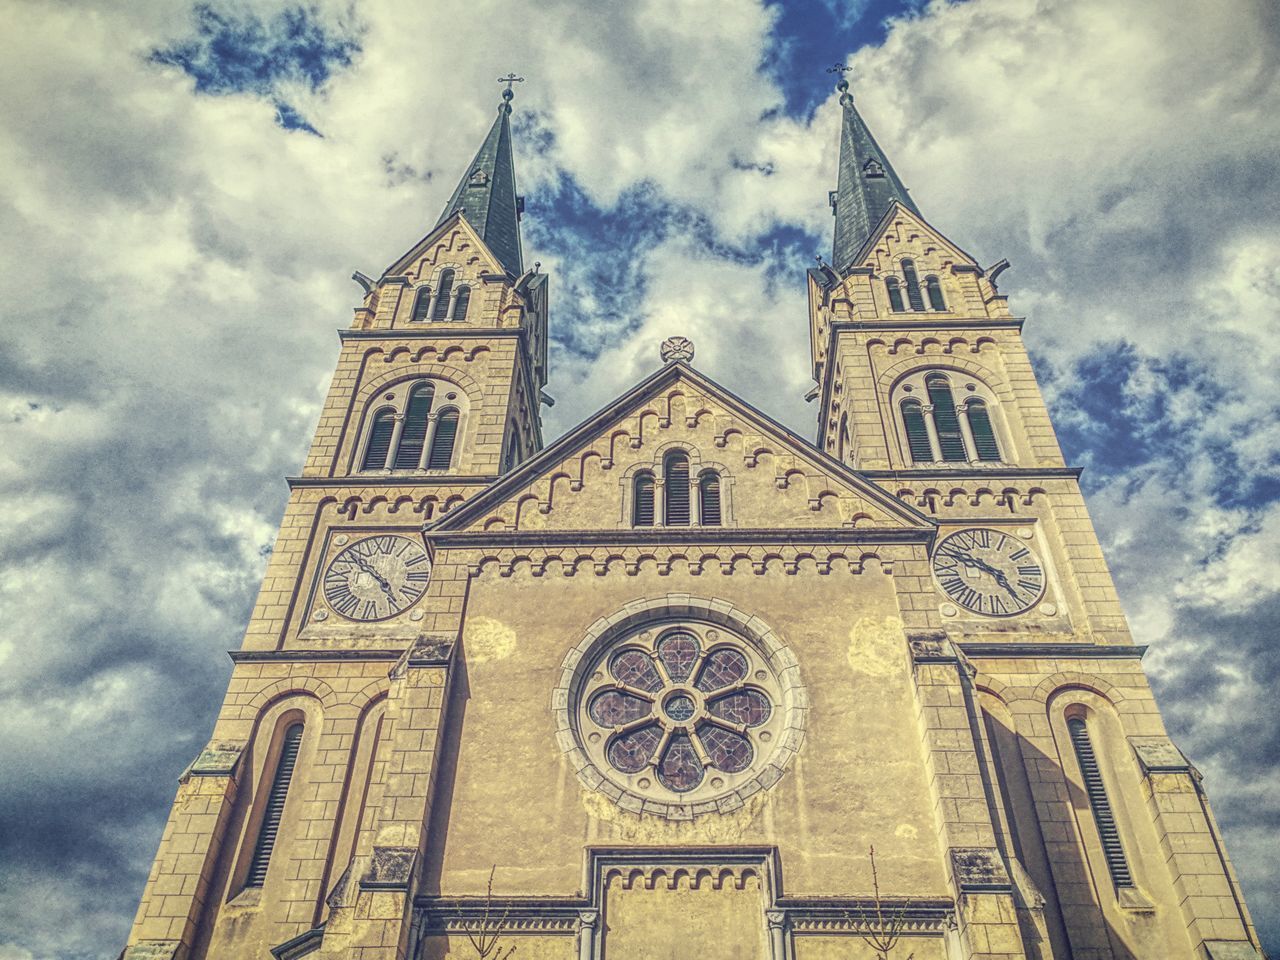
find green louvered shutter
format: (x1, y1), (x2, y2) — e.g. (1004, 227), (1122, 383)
(393, 384), (435, 468)
(967, 400), (1001, 461)
(1067, 718), (1133, 887)
(427, 410), (459, 469)
(926, 376), (967, 461)
(246, 723), (303, 887)
(361, 410), (395, 470)
(901, 400), (934, 462)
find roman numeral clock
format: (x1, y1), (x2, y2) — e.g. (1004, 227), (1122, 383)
(931, 528), (1046, 617)
(321, 534), (431, 622)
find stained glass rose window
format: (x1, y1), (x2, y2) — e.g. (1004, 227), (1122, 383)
(574, 624), (785, 807)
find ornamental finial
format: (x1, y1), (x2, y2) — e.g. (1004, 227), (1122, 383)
(826, 62), (852, 101)
(660, 337), (695, 364)
(497, 73), (524, 111)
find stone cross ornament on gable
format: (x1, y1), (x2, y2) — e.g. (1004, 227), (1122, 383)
(660, 337), (695, 364)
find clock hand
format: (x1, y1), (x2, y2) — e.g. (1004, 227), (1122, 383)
(351, 555), (399, 603)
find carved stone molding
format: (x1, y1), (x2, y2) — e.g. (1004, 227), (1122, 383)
(948, 847), (1012, 893)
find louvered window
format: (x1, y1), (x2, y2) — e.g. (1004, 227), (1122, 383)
(427, 409), (459, 469)
(411, 287), (432, 322)
(1067, 717), (1133, 887)
(664, 453), (691, 525)
(698, 471), (722, 526)
(966, 399), (1001, 461)
(246, 723), (303, 887)
(361, 409), (395, 470)
(393, 383), (434, 468)
(901, 399), (934, 462)
(925, 275), (946, 311)
(452, 286), (471, 320)
(886, 277), (905, 312)
(431, 270), (455, 320)
(902, 259), (925, 311)
(926, 375), (967, 461)
(633, 473), (655, 526)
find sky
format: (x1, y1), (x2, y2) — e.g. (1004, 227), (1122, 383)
(0, 0), (1277, 956)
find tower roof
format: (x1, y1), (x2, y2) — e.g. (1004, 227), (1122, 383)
(435, 88), (524, 275)
(831, 82), (919, 273)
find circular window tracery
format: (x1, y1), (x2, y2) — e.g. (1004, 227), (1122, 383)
(573, 622), (788, 811)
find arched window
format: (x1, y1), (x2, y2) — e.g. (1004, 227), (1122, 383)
(1067, 717), (1133, 888)
(431, 269), (455, 320)
(392, 383), (435, 469)
(885, 277), (905, 313)
(246, 723), (303, 887)
(925, 275), (946, 311)
(427, 408), (459, 468)
(452, 285), (471, 321)
(966, 399), (1001, 461)
(502, 435), (519, 473)
(698, 471), (721, 526)
(361, 409), (395, 470)
(900, 399), (933, 463)
(664, 452), (691, 525)
(925, 374), (966, 461)
(411, 286), (432, 322)
(633, 472), (655, 526)
(902, 259), (925, 311)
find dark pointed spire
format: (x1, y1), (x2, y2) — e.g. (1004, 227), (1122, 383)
(830, 77), (919, 274)
(435, 80), (524, 275)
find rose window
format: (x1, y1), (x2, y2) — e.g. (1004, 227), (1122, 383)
(575, 625), (784, 805)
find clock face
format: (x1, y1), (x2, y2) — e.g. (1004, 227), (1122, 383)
(932, 528), (1045, 617)
(322, 535), (431, 622)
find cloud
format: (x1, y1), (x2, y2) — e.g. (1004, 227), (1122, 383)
(0, 0), (1278, 956)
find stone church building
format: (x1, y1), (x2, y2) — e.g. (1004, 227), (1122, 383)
(123, 79), (1263, 960)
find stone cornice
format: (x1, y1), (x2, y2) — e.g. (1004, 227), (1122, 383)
(337, 327), (524, 341)
(229, 649), (403, 662)
(285, 475), (498, 489)
(830, 318), (1025, 332)
(422, 527), (935, 549)
(861, 466), (1083, 480)
(958, 642), (1148, 659)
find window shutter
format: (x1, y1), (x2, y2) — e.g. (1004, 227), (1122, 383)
(427, 410), (459, 469)
(886, 278), (905, 313)
(633, 473), (655, 526)
(664, 454), (690, 525)
(966, 400), (1001, 461)
(452, 286), (471, 320)
(361, 410), (395, 470)
(900, 399), (934, 462)
(926, 375), (967, 461)
(902, 260), (925, 311)
(246, 723), (303, 887)
(925, 276), (946, 311)
(411, 287), (432, 321)
(431, 270), (454, 320)
(698, 471), (722, 526)
(393, 384), (434, 468)
(1067, 718), (1134, 887)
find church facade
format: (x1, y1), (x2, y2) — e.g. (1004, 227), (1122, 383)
(124, 80), (1263, 960)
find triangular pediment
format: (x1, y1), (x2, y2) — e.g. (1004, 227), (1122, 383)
(380, 212), (509, 282)
(430, 363), (933, 536)
(851, 201), (981, 276)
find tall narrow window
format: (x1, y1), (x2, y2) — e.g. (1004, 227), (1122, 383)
(452, 286), (471, 321)
(392, 383), (434, 468)
(698, 471), (722, 526)
(431, 269), (455, 320)
(885, 277), (905, 312)
(361, 409), (395, 470)
(900, 399), (934, 462)
(925, 275), (946, 311)
(926, 374), (966, 461)
(633, 472), (655, 526)
(966, 399), (1001, 461)
(427, 409), (459, 469)
(411, 286), (432, 322)
(502, 436), (519, 473)
(1067, 717), (1133, 888)
(902, 259), (925, 311)
(664, 452), (691, 525)
(246, 723), (303, 887)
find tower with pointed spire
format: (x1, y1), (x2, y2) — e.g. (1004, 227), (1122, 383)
(123, 72), (1261, 960)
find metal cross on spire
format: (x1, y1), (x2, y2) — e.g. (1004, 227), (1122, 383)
(826, 62), (853, 97)
(497, 73), (525, 95)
